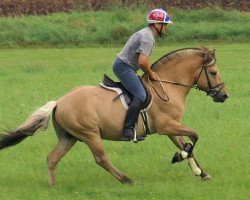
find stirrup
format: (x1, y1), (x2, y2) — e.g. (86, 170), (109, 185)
(122, 129), (145, 142)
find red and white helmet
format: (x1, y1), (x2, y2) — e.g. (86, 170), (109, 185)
(147, 8), (173, 24)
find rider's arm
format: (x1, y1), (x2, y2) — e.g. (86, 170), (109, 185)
(138, 53), (157, 80)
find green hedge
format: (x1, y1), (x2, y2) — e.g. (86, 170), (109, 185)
(0, 8), (249, 47)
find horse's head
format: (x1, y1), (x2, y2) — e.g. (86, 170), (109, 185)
(194, 47), (229, 103)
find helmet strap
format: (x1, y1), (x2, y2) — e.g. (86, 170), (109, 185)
(154, 24), (163, 37)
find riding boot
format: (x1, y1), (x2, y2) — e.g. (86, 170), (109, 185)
(122, 97), (145, 141)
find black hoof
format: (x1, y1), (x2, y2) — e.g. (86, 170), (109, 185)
(201, 174), (212, 181)
(171, 152), (184, 164)
(200, 171), (212, 181)
(121, 176), (134, 184)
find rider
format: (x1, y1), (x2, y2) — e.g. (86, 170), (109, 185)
(112, 8), (173, 141)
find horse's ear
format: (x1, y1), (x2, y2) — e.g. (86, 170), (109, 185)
(200, 46), (209, 59)
(201, 49), (215, 61)
(211, 48), (216, 57)
(201, 49), (209, 59)
(208, 48), (216, 57)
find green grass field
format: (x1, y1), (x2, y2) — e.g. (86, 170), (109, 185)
(0, 43), (249, 200)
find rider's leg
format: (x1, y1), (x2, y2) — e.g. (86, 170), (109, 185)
(122, 97), (145, 141)
(113, 59), (146, 141)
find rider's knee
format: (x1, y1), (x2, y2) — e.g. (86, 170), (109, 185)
(136, 92), (146, 103)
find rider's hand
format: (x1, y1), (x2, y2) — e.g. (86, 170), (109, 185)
(149, 71), (158, 80)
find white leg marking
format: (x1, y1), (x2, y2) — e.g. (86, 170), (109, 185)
(188, 157), (201, 176)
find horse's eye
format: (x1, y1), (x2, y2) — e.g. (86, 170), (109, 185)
(210, 71), (217, 77)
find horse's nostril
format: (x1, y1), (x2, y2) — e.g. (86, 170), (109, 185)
(223, 94), (229, 99)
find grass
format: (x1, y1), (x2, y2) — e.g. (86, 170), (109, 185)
(0, 43), (249, 199)
(0, 8), (249, 47)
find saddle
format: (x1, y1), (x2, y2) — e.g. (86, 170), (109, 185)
(100, 74), (151, 109)
(100, 74), (152, 135)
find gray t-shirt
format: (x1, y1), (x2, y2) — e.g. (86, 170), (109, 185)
(117, 27), (155, 71)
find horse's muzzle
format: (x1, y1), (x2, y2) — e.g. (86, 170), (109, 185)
(213, 91), (229, 103)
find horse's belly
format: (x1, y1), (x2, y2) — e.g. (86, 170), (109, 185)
(99, 110), (147, 141)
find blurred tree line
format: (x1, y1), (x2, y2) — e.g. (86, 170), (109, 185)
(0, 0), (249, 16)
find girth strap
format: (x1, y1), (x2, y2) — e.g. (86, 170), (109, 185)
(140, 109), (151, 136)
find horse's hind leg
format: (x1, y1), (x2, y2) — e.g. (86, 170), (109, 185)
(83, 133), (133, 184)
(47, 113), (77, 186)
(47, 137), (77, 186)
(169, 136), (211, 180)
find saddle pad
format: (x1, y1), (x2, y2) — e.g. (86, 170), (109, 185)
(99, 83), (152, 110)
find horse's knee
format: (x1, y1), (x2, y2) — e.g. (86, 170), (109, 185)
(95, 156), (108, 167)
(189, 131), (198, 144)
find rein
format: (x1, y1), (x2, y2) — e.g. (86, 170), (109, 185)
(148, 74), (194, 102)
(148, 58), (224, 101)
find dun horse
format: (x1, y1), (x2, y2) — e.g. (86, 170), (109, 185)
(0, 47), (229, 185)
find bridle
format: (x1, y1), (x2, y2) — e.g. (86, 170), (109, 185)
(148, 57), (225, 101)
(194, 58), (224, 98)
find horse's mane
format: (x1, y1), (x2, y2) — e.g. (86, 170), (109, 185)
(151, 47), (203, 69)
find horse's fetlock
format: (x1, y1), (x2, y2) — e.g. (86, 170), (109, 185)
(180, 142), (194, 159)
(183, 142), (193, 152)
(47, 156), (58, 168)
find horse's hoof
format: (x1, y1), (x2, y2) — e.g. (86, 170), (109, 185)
(171, 152), (184, 164)
(121, 176), (134, 185)
(48, 181), (55, 187)
(48, 177), (56, 187)
(201, 174), (212, 181)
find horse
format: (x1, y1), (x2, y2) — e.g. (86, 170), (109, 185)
(0, 46), (229, 185)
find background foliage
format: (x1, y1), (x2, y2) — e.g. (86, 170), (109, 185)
(0, 8), (249, 47)
(0, 0), (249, 16)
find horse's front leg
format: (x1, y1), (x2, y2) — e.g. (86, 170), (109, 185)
(157, 121), (210, 180)
(169, 136), (211, 180)
(157, 120), (199, 156)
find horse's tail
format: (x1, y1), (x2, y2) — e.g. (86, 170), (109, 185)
(0, 101), (57, 150)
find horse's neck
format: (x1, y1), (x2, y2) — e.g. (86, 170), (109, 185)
(145, 56), (202, 103)
(142, 53), (203, 126)
(157, 56), (200, 87)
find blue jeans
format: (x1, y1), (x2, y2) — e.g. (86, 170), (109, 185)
(112, 58), (146, 102)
